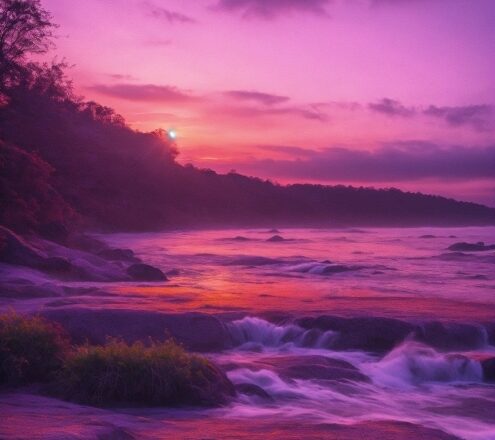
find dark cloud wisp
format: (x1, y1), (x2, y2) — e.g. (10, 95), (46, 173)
(368, 98), (415, 117)
(368, 98), (494, 131)
(224, 90), (290, 105)
(144, 2), (196, 24)
(89, 83), (196, 103)
(213, 0), (331, 19)
(229, 142), (495, 182)
(424, 105), (493, 131)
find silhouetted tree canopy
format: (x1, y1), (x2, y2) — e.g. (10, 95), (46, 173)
(0, 0), (56, 95)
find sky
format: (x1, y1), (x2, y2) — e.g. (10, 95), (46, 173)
(43, 0), (495, 206)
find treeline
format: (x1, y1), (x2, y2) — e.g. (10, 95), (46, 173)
(0, 0), (494, 236)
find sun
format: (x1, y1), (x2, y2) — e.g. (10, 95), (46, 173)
(168, 129), (177, 140)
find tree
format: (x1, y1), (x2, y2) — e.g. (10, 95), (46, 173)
(0, 0), (55, 92)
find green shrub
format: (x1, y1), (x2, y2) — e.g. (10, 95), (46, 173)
(0, 312), (70, 385)
(58, 339), (234, 406)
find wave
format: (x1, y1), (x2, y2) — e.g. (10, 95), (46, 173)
(227, 317), (336, 349)
(363, 341), (483, 388)
(227, 316), (492, 354)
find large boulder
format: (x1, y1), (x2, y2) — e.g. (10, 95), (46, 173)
(481, 357), (495, 382)
(41, 308), (229, 352)
(98, 248), (140, 263)
(256, 355), (369, 382)
(266, 235), (285, 242)
(38, 222), (70, 243)
(40, 256), (73, 274)
(447, 241), (495, 252)
(298, 315), (416, 353)
(126, 263), (167, 281)
(0, 225), (47, 268)
(0, 226), (129, 281)
(415, 321), (487, 351)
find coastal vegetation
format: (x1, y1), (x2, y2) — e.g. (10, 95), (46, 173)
(0, 312), (234, 406)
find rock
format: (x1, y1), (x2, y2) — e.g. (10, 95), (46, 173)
(298, 315), (416, 353)
(126, 263), (167, 281)
(38, 222), (69, 243)
(465, 274), (488, 280)
(0, 226), (126, 281)
(0, 225), (47, 268)
(165, 268), (180, 276)
(321, 264), (362, 274)
(438, 252), (472, 261)
(485, 322), (495, 346)
(98, 248), (139, 262)
(257, 355), (369, 382)
(68, 233), (107, 253)
(419, 234), (436, 239)
(226, 256), (282, 266)
(481, 358), (495, 382)
(267, 235), (285, 242)
(232, 236), (250, 241)
(447, 241), (495, 252)
(41, 256), (73, 273)
(190, 362), (236, 406)
(42, 308), (229, 352)
(415, 321), (487, 350)
(236, 383), (273, 400)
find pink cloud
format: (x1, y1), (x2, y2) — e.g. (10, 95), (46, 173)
(89, 83), (196, 103)
(224, 90), (290, 105)
(206, 142), (495, 182)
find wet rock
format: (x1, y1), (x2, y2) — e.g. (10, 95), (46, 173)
(298, 315), (416, 353)
(321, 264), (362, 274)
(485, 322), (495, 346)
(68, 233), (107, 253)
(41, 256), (73, 273)
(39, 222), (69, 243)
(226, 256), (282, 266)
(438, 252), (471, 261)
(0, 226), (47, 268)
(236, 383), (273, 400)
(481, 358), (495, 382)
(465, 274), (488, 280)
(126, 263), (167, 281)
(98, 248), (139, 263)
(447, 241), (495, 252)
(299, 328), (324, 347)
(165, 268), (180, 276)
(42, 308), (229, 352)
(267, 235), (285, 242)
(0, 227), (126, 282)
(232, 236), (250, 241)
(415, 321), (487, 350)
(257, 355), (369, 382)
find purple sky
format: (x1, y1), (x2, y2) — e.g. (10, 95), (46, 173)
(43, 0), (495, 205)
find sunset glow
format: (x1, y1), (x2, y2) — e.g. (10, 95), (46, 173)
(42, 0), (495, 205)
(2, 2), (495, 439)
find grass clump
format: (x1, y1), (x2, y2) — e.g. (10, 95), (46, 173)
(0, 312), (235, 406)
(59, 338), (234, 406)
(0, 312), (69, 385)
